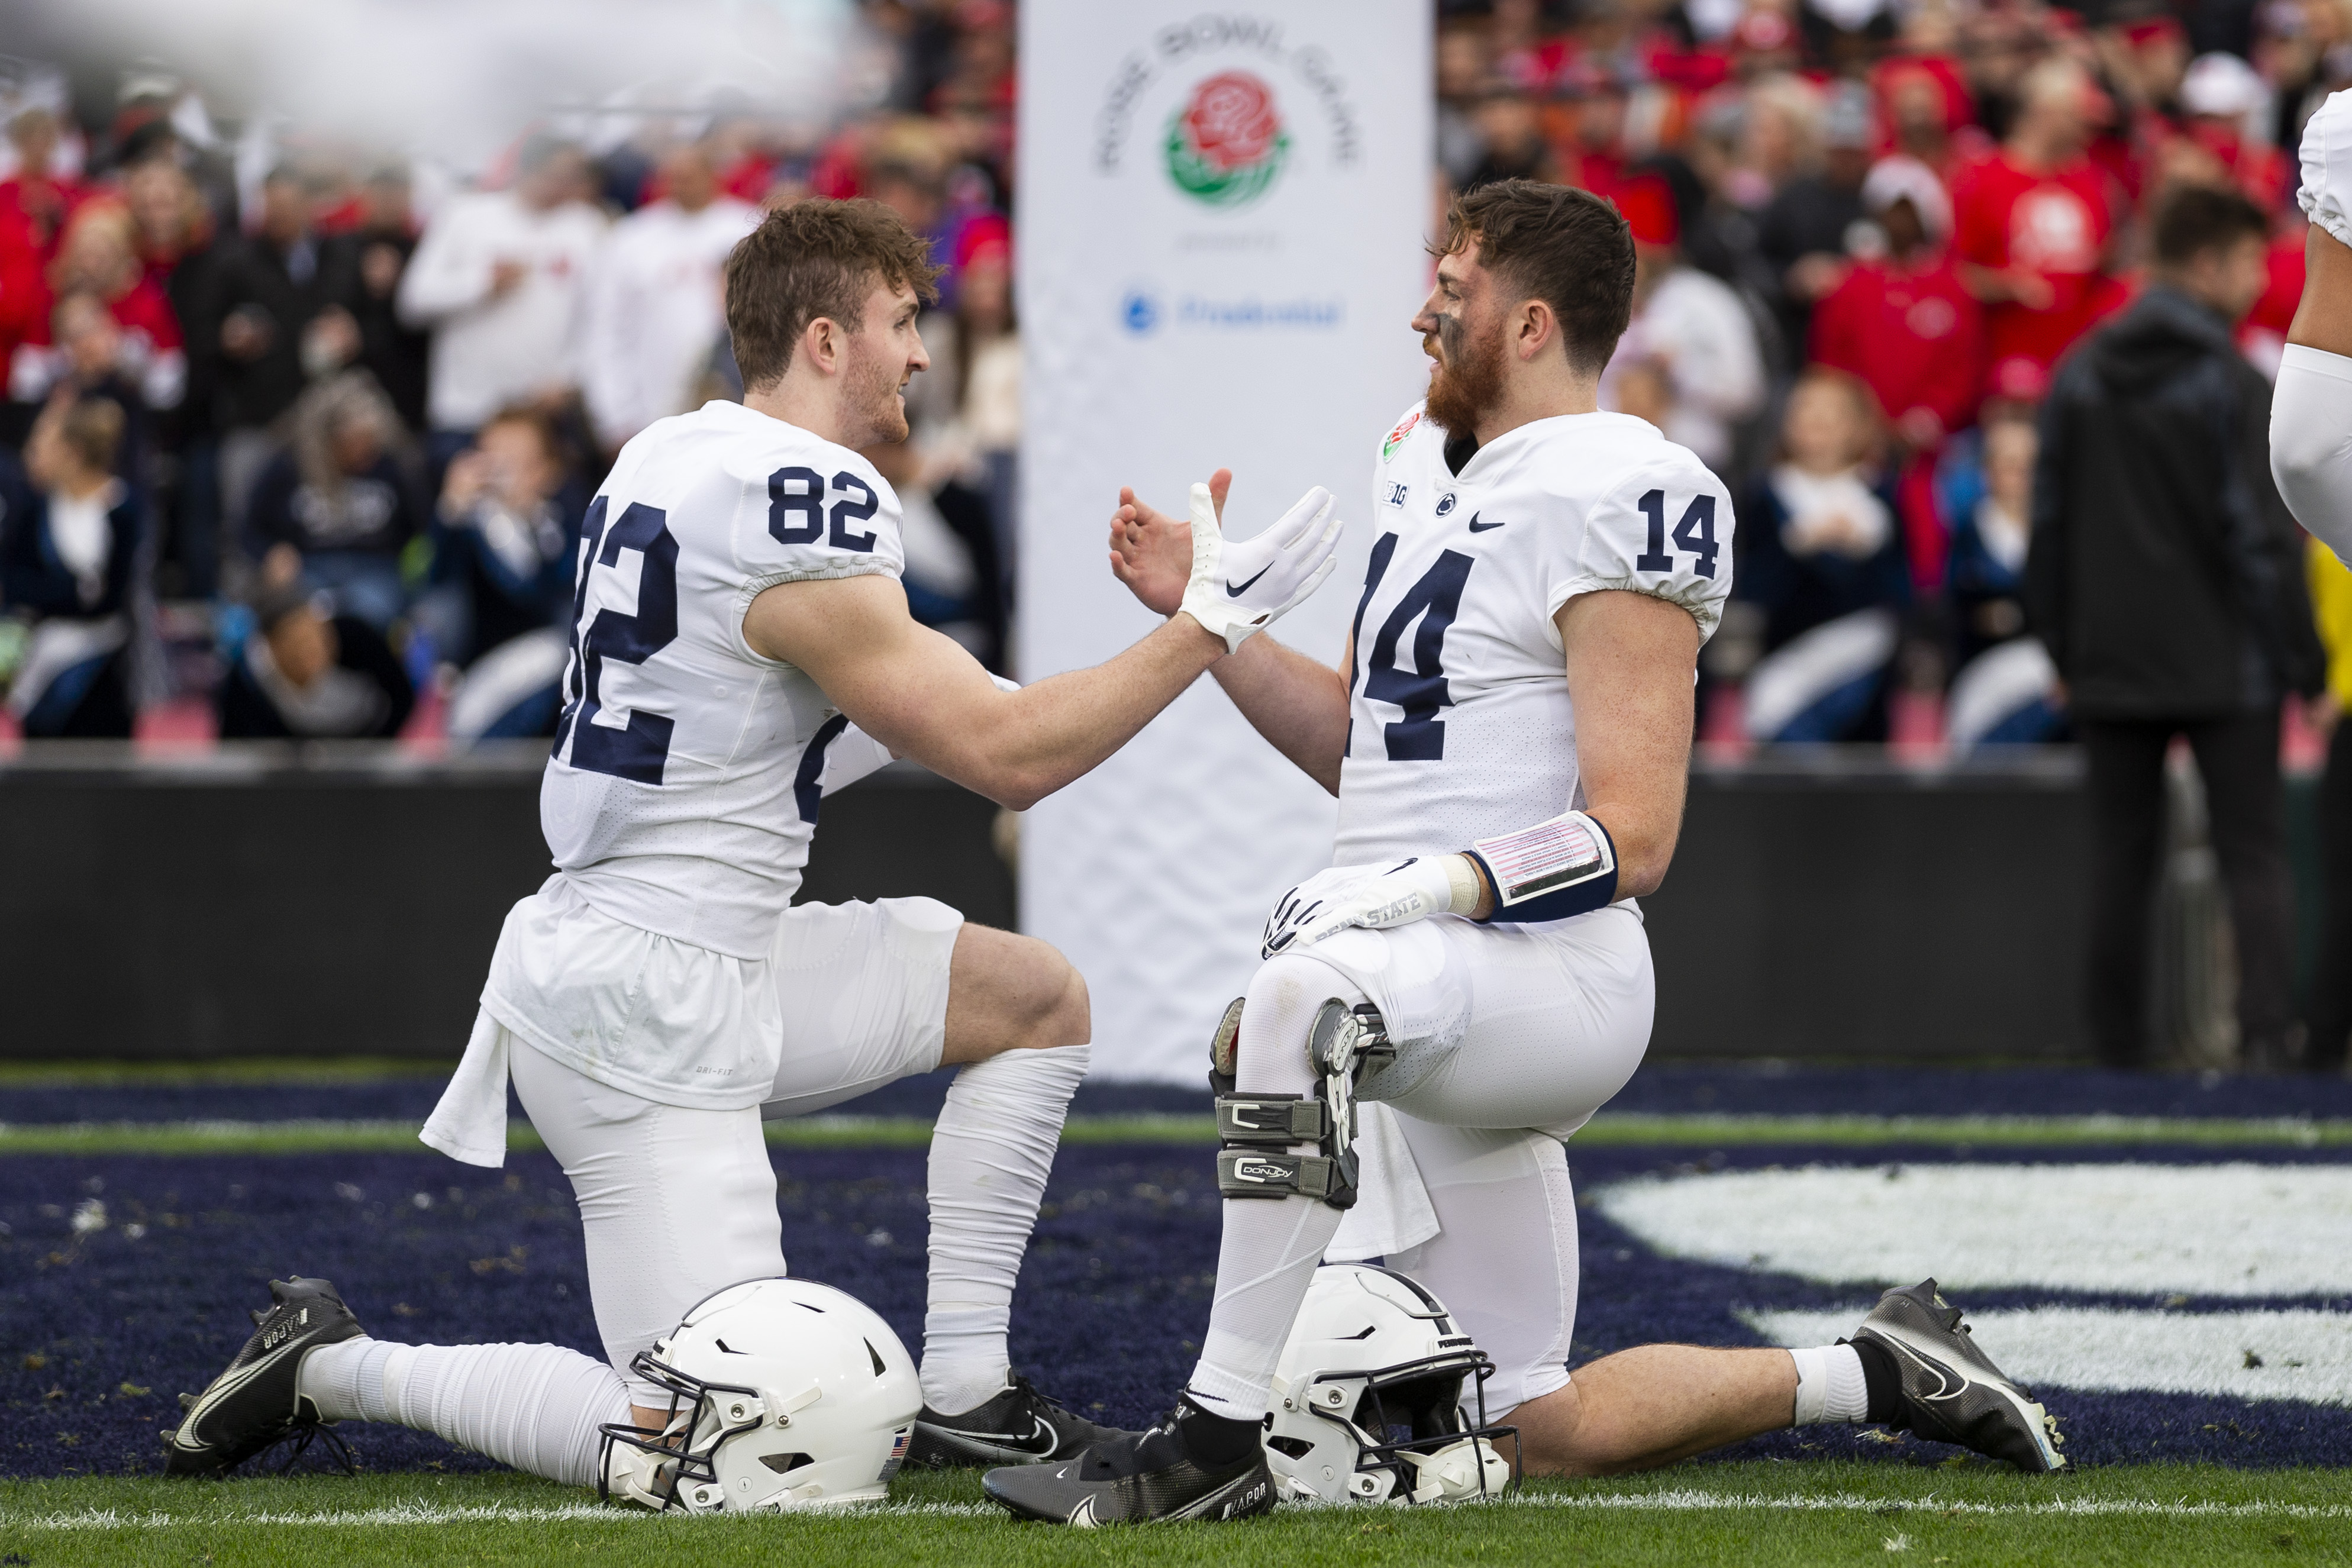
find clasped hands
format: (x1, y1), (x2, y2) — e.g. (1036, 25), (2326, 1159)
(1108, 468), (1343, 653)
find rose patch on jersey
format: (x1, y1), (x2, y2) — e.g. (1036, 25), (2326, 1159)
(1382, 409), (1419, 461)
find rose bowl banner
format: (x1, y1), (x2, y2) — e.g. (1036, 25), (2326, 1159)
(1016, 4), (1433, 1082)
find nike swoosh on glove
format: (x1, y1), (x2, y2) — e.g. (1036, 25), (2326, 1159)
(1177, 482), (1344, 654)
(1262, 856), (1479, 956)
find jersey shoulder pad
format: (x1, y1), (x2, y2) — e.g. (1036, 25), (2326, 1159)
(2302, 89), (2352, 246)
(1553, 437), (1735, 641)
(724, 417), (904, 586)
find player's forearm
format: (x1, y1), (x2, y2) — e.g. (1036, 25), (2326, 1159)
(1208, 633), (1351, 794)
(1580, 791), (1686, 899)
(966, 615), (1226, 811)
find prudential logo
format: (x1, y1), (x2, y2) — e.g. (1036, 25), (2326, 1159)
(1164, 70), (1289, 208)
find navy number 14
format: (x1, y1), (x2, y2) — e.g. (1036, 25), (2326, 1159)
(1634, 489), (1718, 578)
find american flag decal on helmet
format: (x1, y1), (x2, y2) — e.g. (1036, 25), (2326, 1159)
(879, 1424), (914, 1482)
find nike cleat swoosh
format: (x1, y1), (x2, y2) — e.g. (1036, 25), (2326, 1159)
(1224, 565), (1272, 596)
(924, 1414), (1058, 1459)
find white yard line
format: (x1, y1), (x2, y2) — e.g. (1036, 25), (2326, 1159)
(8, 1493), (2348, 1530)
(1596, 1163), (2352, 1298)
(0, 1500), (1002, 1529)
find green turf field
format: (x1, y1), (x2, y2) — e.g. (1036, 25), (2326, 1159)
(8, 1111), (2352, 1157)
(5, 1461), (2351, 1566)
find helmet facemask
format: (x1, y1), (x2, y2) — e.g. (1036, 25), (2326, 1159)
(1274, 1350), (1518, 1505)
(598, 1348), (776, 1512)
(1266, 1264), (1524, 1505)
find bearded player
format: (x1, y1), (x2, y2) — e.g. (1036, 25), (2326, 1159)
(164, 198), (1344, 1493)
(984, 180), (2064, 1525)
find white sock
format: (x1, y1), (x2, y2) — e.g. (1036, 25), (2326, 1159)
(1184, 956), (1359, 1422)
(1788, 1343), (1870, 1425)
(297, 1335), (631, 1487)
(921, 1041), (1090, 1415)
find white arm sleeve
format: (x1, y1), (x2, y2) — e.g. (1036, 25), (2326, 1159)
(2270, 344), (2352, 563)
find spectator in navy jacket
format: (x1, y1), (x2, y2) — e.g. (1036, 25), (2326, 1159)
(243, 372), (422, 630)
(216, 576), (412, 740)
(1737, 368), (1910, 743)
(429, 404), (582, 664)
(2, 395), (141, 736)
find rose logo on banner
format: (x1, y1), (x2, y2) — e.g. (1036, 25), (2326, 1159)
(1164, 70), (1290, 207)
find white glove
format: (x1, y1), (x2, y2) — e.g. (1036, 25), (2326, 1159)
(1261, 856), (1482, 958)
(1177, 482), (1344, 654)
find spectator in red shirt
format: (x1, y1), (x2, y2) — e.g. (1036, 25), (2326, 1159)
(1874, 55), (1977, 180)
(1952, 57), (2130, 399)
(1812, 155), (1987, 588)
(2158, 53), (2292, 212)
(9, 201), (185, 415)
(1550, 63), (1631, 201)
(0, 107), (88, 261)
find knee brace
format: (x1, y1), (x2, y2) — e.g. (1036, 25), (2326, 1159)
(1205, 996), (1391, 1209)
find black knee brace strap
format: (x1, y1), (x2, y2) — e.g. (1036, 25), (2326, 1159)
(1206, 996), (1357, 1209)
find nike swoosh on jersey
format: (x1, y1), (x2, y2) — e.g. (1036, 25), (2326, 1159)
(1224, 564), (1273, 596)
(1466, 513), (1504, 532)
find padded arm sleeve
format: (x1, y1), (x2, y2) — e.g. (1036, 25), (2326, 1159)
(2271, 344), (2352, 564)
(1466, 809), (1621, 925)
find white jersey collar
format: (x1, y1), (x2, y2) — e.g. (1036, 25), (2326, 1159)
(1438, 409), (1657, 480)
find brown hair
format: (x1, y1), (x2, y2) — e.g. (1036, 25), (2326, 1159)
(724, 198), (944, 393)
(1435, 179), (1635, 376)
(1786, 366), (1886, 467)
(480, 401), (567, 467)
(57, 397), (125, 476)
(2151, 183), (2269, 268)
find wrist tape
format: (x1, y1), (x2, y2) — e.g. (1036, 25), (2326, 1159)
(1466, 809), (1618, 925)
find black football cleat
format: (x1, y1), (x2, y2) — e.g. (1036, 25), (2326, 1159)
(982, 1396), (1276, 1525)
(1850, 1279), (2066, 1472)
(908, 1373), (1141, 1468)
(165, 1276), (364, 1477)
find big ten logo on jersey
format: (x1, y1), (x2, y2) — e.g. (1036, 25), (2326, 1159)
(1383, 482), (1408, 508)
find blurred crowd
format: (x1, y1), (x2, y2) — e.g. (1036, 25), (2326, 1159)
(1431, 0), (2345, 751)
(0, 0), (1018, 745)
(0, 0), (2345, 760)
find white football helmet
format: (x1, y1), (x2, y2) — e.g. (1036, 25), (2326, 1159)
(598, 1277), (921, 1512)
(1265, 1264), (1517, 1505)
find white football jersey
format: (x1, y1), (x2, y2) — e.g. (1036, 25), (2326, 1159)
(1331, 402), (1733, 872)
(541, 399), (904, 960)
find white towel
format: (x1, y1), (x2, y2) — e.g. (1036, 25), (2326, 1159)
(420, 1008), (514, 1168)
(1325, 1102), (1441, 1262)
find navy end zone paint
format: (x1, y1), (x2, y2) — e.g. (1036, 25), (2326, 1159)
(4, 1138), (2350, 1478)
(11, 1063), (2352, 1128)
